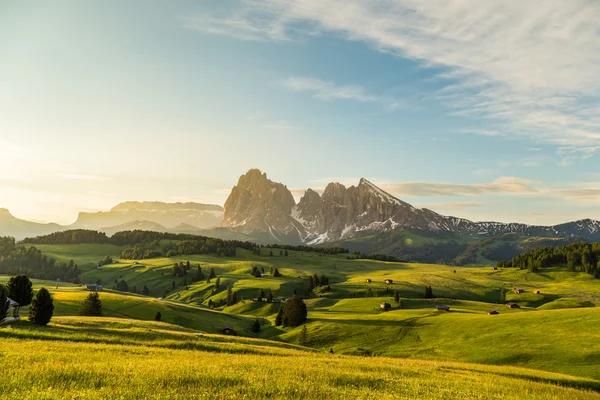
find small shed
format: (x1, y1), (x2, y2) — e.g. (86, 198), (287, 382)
(436, 305), (450, 311)
(533, 290), (541, 294)
(513, 288), (524, 294)
(366, 279), (372, 283)
(487, 310), (499, 315)
(379, 302), (391, 311)
(384, 279), (393, 284)
(85, 284), (103, 291)
(506, 302), (520, 309)
(220, 325), (237, 335)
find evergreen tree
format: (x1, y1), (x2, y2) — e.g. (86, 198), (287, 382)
(279, 250), (283, 256)
(206, 276), (211, 283)
(155, 311), (161, 321)
(307, 276), (314, 292)
(394, 290), (400, 303)
(215, 277), (221, 289)
(275, 307), (283, 326)
(424, 286), (433, 299)
(254, 269), (262, 278)
(29, 287), (54, 325)
(269, 266), (274, 275)
(208, 299), (213, 308)
(251, 318), (261, 333)
(194, 265), (203, 282)
(299, 325), (308, 346)
(209, 268), (216, 279)
(266, 290), (273, 303)
(257, 289), (265, 302)
(79, 292), (102, 316)
(172, 281), (176, 289)
(284, 250), (288, 256)
(142, 285), (150, 296)
(282, 296), (308, 327)
(0, 283), (9, 320)
(7, 274), (34, 307)
(186, 261), (191, 270)
(500, 288), (506, 303)
(273, 268), (281, 277)
(269, 251), (273, 257)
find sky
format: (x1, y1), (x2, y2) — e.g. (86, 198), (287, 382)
(0, 0), (599, 225)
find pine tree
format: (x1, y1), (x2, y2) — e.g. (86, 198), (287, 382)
(269, 266), (274, 275)
(257, 289), (265, 302)
(251, 318), (261, 333)
(79, 292), (102, 316)
(273, 268), (281, 277)
(299, 325), (308, 346)
(172, 281), (176, 290)
(209, 268), (216, 279)
(155, 311), (162, 321)
(208, 299), (213, 308)
(186, 261), (191, 270)
(284, 250), (288, 256)
(7, 275), (33, 307)
(0, 283), (10, 320)
(275, 307), (283, 326)
(215, 277), (221, 289)
(142, 285), (150, 296)
(500, 288), (506, 304)
(29, 287), (54, 325)
(282, 296), (308, 327)
(279, 250), (283, 256)
(266, 290), (273, 303)
(394, 290), (400, 303)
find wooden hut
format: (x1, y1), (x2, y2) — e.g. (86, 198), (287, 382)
(487, 310), (499, 315)
(506, 302), (520, 309)
(435, 305), (450, 311)
(384, 279), (393, 285)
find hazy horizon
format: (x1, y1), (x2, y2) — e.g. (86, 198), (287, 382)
(2, 1), (599, 225)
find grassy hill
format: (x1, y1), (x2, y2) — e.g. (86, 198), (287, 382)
(1, 317), (599, 399)
(5, 243), (600, 389)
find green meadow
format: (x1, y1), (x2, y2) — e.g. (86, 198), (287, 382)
(2, 243), (600, 397)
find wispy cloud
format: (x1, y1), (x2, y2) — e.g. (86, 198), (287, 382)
(378, 177), (538, 197)
(59, 173), (111, 181)
(281, 77), (403, 109)
(188, 0), (600, 154)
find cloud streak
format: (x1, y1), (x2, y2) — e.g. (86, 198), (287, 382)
(281, 77), (403, 109)
(187, 0), (600, 153)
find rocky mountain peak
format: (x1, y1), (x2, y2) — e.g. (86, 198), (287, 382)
(222, 169), (300, 241)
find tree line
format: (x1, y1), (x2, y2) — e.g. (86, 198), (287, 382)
(497, 242), (600, 277)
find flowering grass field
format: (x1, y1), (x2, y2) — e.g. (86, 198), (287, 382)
(1, 317), (599, 400)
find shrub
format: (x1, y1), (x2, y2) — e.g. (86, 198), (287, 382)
(28, 287), (54, 325)
(155, 311), (162, 321)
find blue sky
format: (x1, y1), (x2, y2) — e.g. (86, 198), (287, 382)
(0, 0), (599, 225)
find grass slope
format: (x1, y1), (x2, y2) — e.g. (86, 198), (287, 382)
(1, 318), (599, 399)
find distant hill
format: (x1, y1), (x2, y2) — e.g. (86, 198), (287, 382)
(0, 208), (65, 240)
(72, 201), (224, 230)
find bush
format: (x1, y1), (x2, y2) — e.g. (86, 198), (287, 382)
(28, 287), (54, 325)
(155, 311), (161, 321)
(7, 275), (33, 307)
(79, 292), (102, 316)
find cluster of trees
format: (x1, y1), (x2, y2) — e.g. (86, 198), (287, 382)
(307, 274), (329, 291)
(0, 240), (80, 283)
(22, 230), (111, 245)
(98, 255), (114, 267)
(497, 242), (600, 277)
(256, 288), (274, 302)
(226, 286), (238, 306)
(261, 244), (348, 255)
(172, 261), (191, 277)
(274, 296), (307, 327)
(112, 278), (150, 296)
(352, 252), (404, 262)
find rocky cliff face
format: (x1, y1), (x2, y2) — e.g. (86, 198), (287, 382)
(73, 201), (223, 229)
(222, 169), (600, 244)
(222, 169), (305, 241)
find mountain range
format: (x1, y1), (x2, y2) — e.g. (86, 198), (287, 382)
(2, 168), (599, 264)
(221, 169), (600, 244)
